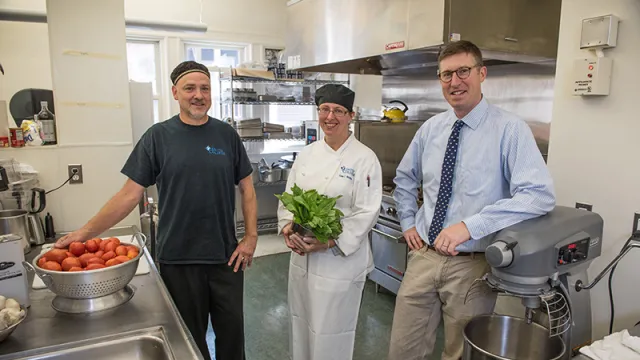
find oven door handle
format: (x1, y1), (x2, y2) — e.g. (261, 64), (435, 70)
(371, 228), (405, 243)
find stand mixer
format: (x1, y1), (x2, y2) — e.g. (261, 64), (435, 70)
(464, 206), (607, 359)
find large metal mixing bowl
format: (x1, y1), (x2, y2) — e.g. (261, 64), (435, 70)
(23, 233), (147, 299)
(463, 314), (565, 360)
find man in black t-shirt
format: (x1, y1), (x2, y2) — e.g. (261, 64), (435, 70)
(56, 61), (258, 360)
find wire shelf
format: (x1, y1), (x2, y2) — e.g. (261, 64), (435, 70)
(223, 100), (316, 106)
(220, 77), (349, 86)
(236, 217), (279, 235)
(254, 181), (287, 187)
(240, 137), (304, 142)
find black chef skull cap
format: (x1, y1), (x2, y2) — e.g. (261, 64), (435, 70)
(171, 61), (210, 85)
(315, 84), (355, 112)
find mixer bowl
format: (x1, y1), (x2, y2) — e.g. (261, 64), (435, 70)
(463, 314), (565, 360)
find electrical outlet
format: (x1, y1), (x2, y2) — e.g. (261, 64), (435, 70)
(575, 202), (593, 211)
(633, 212), (640, 234)
(68, 164), (83, 184)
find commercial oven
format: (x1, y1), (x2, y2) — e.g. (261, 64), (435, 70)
(369, 194), (408, 294)
(354, 120), (425, 185)
(354, 120), (425, 294)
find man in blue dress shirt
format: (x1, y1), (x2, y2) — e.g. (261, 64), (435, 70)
(387, 40), (556, 360)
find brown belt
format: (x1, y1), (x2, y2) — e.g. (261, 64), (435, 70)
(426, 245), (476, 256)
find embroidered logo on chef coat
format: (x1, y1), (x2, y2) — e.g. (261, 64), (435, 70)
(205, 146), (226, 155)
(339, 166), (356, 181)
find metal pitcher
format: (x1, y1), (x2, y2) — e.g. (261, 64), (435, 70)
(0, 210), (31, 254)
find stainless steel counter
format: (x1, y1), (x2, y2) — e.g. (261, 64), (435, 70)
(0, 226), (203, 360)
(572, 324), (640, 359)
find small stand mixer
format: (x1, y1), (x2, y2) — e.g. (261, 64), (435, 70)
(464, 206), (640, 359)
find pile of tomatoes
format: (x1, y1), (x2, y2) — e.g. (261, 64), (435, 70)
(37, 238), (140, 272)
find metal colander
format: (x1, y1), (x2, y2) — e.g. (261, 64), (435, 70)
(23, 233), (147, 299)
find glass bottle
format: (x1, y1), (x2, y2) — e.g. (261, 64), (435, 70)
(37, 101), (57, 145)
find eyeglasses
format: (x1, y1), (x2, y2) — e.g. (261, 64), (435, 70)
(318, 107), (349, 117)
(437, 65), (480, 83)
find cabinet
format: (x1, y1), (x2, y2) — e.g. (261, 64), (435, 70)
(445, 0), (561, 59)
(445, 0), (515, 54)
(511, 0), (562, 58)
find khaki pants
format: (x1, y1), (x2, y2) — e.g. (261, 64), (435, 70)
(388, 246), (497, 360)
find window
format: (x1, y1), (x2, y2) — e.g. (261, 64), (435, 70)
(268, 104), (315, 129)
(184, 43), (247, 119)
(264, 48), (315, 130)
(126, 40), (162, 122)
(185, 44), (243, 68)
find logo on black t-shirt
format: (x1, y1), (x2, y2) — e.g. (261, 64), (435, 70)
(205, 146), (226, 155)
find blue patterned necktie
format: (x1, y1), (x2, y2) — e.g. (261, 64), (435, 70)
(427, 120), (465, 244)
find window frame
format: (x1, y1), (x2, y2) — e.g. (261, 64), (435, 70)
(182, 41), (248, 68)
(182, 41), (251, 119)
(126, 37), (165, 123)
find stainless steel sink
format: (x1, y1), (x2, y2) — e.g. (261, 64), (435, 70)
(12, 327), (174, 360)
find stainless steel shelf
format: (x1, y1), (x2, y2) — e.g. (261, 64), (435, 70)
(220, 77), (349, 86)
(223, 101), (315, 106)
(254, 180), (287, 187)
(240, 138), (304, 142)
(239, 136), (266, 141)
(236, 217), (279, 235)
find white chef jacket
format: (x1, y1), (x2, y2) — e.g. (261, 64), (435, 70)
(277, 133), (382, 360)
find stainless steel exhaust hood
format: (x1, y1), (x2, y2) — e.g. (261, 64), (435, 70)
(284, 0), (561, 76)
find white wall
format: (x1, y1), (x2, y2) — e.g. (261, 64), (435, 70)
(547, 0), (640, 339)
(0, 0), (287, 39)
(0, 8), (139, 232)
(0, 21), (51, 120)
(47, 0), (133, 146)
(0, 0), (288, 232)
(1, 0), (287, 120)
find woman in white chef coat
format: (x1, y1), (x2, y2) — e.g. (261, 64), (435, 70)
(277, 84), (383, 360)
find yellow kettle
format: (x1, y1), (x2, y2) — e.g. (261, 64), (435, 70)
(382, 100), (408, 123)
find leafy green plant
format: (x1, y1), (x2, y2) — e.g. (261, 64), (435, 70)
(275, 184), (344, 244)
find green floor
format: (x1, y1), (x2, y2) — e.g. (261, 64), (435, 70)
(207, 252), (445, 359)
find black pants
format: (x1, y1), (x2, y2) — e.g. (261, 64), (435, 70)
(160, 263), (245, 360)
